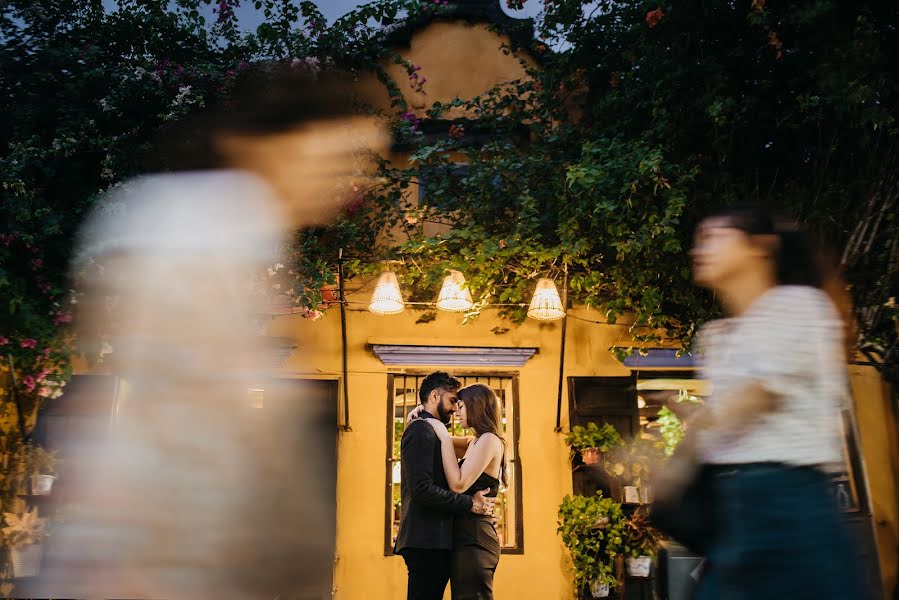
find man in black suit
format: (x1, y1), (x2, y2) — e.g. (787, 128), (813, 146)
(394, 372), (496, 600)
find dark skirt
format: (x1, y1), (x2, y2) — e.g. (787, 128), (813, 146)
(450, 514), (501, 600)
(694, 463), (870, 600)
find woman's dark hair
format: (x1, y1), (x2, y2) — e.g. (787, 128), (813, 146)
(704, 205), (829, 289)
(150, 65), (373, 172)
(457, 383), (507, 485)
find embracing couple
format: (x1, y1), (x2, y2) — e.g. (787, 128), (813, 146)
(394, 372), (506, 600)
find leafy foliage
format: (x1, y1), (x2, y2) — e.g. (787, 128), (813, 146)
(620, 506), (661, 559)
(557, 492), (625, 590)
(656, 406), (685, 458)
(564, 422), (623, 454)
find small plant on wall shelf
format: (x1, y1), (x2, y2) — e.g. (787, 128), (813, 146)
(621, 506), (661, 577)
(2, 506), (47, 578)
(564, 422), (623, 465)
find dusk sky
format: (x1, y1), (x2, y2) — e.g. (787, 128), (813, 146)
(98, 1), (541, 29)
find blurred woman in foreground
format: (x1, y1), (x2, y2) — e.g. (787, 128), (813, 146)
(682, 206), (868, 598)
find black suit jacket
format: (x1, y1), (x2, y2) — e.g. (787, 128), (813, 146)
(393, 416), (473, 553)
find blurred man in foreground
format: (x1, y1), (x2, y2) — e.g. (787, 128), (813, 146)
(40, 67), (388, 599)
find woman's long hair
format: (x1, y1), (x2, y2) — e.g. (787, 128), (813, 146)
(705, 205), (828, 289)
(703, 205), (856, 354)
(457, 383), (507, 486)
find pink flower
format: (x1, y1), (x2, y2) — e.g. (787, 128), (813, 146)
(23, 376), (36, 392)
(20, 338), (37, 349)
(38, 387), (53, 398)
(31, 258), (43, 269)
(0, 336), (8, 346)
(53, 312), (73, 325)
(42, 347), (51, 357)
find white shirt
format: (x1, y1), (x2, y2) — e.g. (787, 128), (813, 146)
(697, 285), (846, 467)
(57, 170), (300, 599)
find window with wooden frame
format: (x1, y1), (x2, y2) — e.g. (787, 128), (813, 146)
(385, 373), (523, 554)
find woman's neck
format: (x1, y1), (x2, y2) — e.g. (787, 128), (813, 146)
(718, 267), (777, 317)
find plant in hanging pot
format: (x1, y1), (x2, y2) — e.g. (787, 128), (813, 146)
(557, 492), (625, 598)
(2, 507), (47, 578)
(564, 422), (623, 465)
(621, 506), (661, 578)
(588, 568), (616, 598)
(320, 275), (340, 306)
(26, 444), (59, 496)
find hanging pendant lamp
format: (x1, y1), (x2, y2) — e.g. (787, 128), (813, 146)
(436, 270), (474, 312)
(527, 278), (565, 321)
(368, 271), (405, 315)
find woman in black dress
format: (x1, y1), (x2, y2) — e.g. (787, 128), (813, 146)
(425, 383), (505, 600)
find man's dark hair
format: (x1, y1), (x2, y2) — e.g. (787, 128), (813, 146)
(418, 372), (461, 406)
(150, 65), (376, 172)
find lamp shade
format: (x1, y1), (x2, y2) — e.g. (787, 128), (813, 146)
(527, 278), (565, 321)
(369, 271), (405, 315)
(436, 270), (473, 312)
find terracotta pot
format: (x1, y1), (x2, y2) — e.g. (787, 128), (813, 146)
(581, 447), (602, 465)
(321, 281), (339, 304)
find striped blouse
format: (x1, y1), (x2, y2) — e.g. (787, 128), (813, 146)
(696, 285), (846, 467)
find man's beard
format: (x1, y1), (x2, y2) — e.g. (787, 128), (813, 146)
(435, 403), (453, 425)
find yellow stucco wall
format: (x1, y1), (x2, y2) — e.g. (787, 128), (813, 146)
(381, 21), (534, 116)
(266, 304), (634, 600)
(849, 365), (899, 596)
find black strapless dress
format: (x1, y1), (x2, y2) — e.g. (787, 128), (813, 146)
(450, 459), (501, 600)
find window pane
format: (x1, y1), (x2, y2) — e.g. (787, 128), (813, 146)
(387, 374), (521, 552)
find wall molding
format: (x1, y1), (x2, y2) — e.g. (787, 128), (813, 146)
(370, 344), (538, 367)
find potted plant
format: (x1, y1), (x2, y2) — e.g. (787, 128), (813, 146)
(565, 422), (623, 465)
(26, 445), (59, 496)
(621, 507), (661, 578)
(2, 507), (47, 578)
(558, 492), (625, 598)
(588, 569), (615, 598)
(657, 406), (685, 457)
